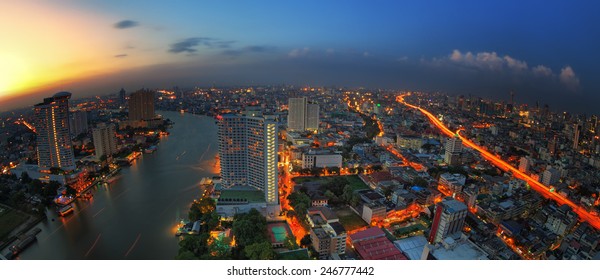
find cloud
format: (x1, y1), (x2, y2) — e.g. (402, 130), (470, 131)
(504, 55), (527, 71)
(447, 49), (529, 72)
(288, 47), (310, 58)
(114, 20), (139, 29)
(559, 66), (580, 91)
(221, 45), (276, 57)
(363, 51), (372, 57)
(114, 54), (128, 58)
(532, 65), (553, 77)
(168, 37), (212, 53)
(168, 37), (236, 54)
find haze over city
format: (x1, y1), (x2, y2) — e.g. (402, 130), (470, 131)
(1, 1), (599, 113)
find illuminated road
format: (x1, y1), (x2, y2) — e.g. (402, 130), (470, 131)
(397, 94), (600, 230)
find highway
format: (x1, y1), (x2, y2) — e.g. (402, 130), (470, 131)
(397, 94), (600, 230)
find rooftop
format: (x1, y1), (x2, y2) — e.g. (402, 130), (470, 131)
(393, 236), (428, 260)
(350, 227), (386, 242)
(353, 236), (407, 260)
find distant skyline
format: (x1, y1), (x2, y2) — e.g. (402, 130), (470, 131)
(1, 1), (599, 114)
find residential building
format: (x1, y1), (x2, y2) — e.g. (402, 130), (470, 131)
(287, 97), (306, 131)
(306, 103), (320, 131)
(217, 112), (279, 215)
(307, 207), (346, 259)
(69, 110), (88, 138)
(429, 198), (467, 243)
(301, 150), (342, 169)
(34, 92), (76, 171)
(444, 136), (462, 166)
(92, 123), (117, 160)
(128, 89), (155, 121)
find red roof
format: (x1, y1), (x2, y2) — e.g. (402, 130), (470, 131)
(353, 236), (407, 260)
(350, 227), (385, 242)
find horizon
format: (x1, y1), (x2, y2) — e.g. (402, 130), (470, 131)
(1, 1), (599, 114)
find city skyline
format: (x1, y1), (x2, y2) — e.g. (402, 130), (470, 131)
(3, 0), (600, 265)
(2, 1), (600, 114)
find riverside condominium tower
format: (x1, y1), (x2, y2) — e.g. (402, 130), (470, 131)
(218, 112), (279, 207)
(34, 92), (76, 170)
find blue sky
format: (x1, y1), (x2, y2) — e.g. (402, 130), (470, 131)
(1, 1), (599, 113)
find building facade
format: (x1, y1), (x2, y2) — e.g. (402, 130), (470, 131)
(218, 113), (279, 207)
(444, 136), (463, 166)
(306, 103), (320, 131)
(428, 198), (468, 243)
(92, 123), (117, 160)
(69, 110), (88, 138)
(287, 97), (320, 132)
(287, 97), (306, 131)
(34, 92), (76, 171)
(128, 89), (155, 121)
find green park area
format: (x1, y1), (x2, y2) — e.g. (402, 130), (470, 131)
(335, 206), (367, 232)
(293, 175), (370, 192)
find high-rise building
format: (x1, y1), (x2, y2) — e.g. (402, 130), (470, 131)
(69, 110), (88, 138)
(92, 123), (117, 160)
(128, 89), (155, 121)
(548, 135), (557, 155)
(444, 136), (462, 166)
(287, 97), (320, 132)
(573, 123), (582, 150)
(119, 88), (127, 106)
(34, 92), (76, 171)
(428, 198), (467, 243)
(306, 103), (320, 131)
(287, 97), (306, 131)
(218, 112), (279, 206)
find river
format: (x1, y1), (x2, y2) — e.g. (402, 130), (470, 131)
(18, 111), (218, 259)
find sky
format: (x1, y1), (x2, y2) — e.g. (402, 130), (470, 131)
(1, 1), (599, 114)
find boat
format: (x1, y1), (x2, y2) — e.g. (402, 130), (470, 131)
(81, 192), (93, 200)
(58, 205), (74, 216)
(144, 145), (157, 154)
(10, 236), (36, 255)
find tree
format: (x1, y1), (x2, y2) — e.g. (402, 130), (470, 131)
(175, 250), (198, 260)
(20, 172), (32, 184)
(300, 234), (312, 248)
(284, 235), (299, 250)
(288, 191), (311, 218)
(232, 209), (268, 247)
(341, 185), (355, 203)
(178, 233), (210, 257)
(244, 241), (276, 260)
(371, 165), (383, 172)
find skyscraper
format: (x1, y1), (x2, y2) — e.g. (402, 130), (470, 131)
(34, 92), (76, 171)
(306, 103), (320, 132)
(287, 97), (320, 132)
(428, 198), (467, 243)
(573, 123), (582, 150)
(128, 89), (155, 121)
(444, 136), (462, 166)
(287, 97), (306, 131)
(218, 112), (279, 206)
(69, 110), (88, 138)
(119, 88), (127, 106)
(92, 123), (117, 160)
